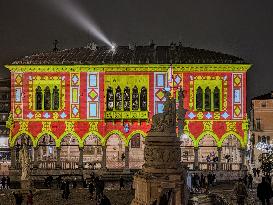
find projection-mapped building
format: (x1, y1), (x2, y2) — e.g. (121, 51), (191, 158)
(5, 43), (250, 177)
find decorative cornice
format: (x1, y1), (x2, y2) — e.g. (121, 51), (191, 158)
(5, 64), (251, 72)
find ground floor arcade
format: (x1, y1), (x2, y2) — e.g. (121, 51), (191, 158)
(8, 132), (245, 174)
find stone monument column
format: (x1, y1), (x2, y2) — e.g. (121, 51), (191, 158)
(131, 90), (188, 205)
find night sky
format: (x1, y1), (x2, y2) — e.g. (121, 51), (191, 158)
(1, 0), (273, 108)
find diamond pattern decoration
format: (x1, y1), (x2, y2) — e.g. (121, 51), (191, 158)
(155, 89), (165, 100)
(43, 112), (50, 119)
(60, 112), (67, 119)
(221, 112), (229, 119)
(15, 106), (22, 115)
(27, 112), (34, 119)
(15, 75), (22, 85)
(205, 112), (212, 119)
(72, 75), (79, 85)
(234, 76), (241, 86)
(72, 106), (79, 116)
(188, 112), (196, 119)
(175, 75), (182, 85)
(234, 106), (241, 116)
(88, 89), (98, 101)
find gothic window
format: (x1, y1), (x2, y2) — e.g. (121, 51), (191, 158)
(213, 87), (220, 111)
(132, 86), (139, 110)
(140, 87), (147, 111)
(123, 87), (130, 111)
(44, 86), (51, 110)
(35, 86), (43, 110)
(115, 86), (122, 110)
(196, 86), (203, 111)
(106, 87), (114, 111)
(205, 87), (211, 111)
(52, 86), (60, 110)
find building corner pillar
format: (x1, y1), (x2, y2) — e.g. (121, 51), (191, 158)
(217, 147), (222, 170)
(79, 147), (84, 169)
(56, 147), (61, 169)
(194, 147), (199, 170)
(102, 146), (107, 169)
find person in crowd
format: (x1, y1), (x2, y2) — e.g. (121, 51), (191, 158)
(89, 181), (94, 200)
(257, 177), (273, 205)
(257, 168), (261, 177)
(248, 174), (253, 189)
(243, 174), (248, 187)
(233, 178), (248, 205)
(13, 191), (23, 205)
(99, 194), (111, 205)
(252, 167), (257, 177)
(26, 190), (33, 205)
(64, 180), (70, 199)
(119, 176), (125, 190)
(72, 177), (77, 189)
(56, 175), (61, 189)
(1, 176), (6, 189)
(6, 176), (10, 189)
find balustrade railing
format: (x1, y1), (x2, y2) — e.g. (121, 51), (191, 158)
(61, 161), (78, 169)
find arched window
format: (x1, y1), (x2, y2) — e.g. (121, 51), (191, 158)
(52, 86), (60, 110)
(106, 87), (114, 111)
(123, 87), (130, 111)
(140, 87), (147, 111)
(196, 86), (203, 111)
(115, 86), (122, 110)
(44, 86), (51, 110)
(205, 87), (211, 111)
(35, 86), (43, 110)
(132, 86), (139, 110)
(213, 86), (220, 111)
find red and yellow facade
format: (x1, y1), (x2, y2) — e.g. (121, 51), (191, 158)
(6, 64), (251, 149)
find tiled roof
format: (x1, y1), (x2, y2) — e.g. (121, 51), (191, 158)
(12, 44), (246, 65)
(252, 92), (273, 100)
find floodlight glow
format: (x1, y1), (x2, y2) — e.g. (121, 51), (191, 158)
(110, 43), (117, 51)
(47, 0), (112, 47)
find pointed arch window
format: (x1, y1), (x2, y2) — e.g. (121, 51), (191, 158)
(140, 87), (147, 111)
(115, 86), (122, 110)
(205, 87), (211, 111)
(124, 87), (130, 111)
(132, 86), (139, 110)
(196, 86), (203, 111)
(44, 86), (51, 110)
(52, 86), (60, 110)
(106, 87), (114, 111)
(213, 87), (220, 111)
(35, 86), (43, 110)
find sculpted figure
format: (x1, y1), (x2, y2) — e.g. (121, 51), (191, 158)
(19, 138), (31, 181)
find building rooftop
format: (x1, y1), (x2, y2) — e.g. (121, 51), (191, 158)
(11, 43), (246, 65)
(252, 92), (273, 100)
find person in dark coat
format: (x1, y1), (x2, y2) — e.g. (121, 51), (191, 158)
(99, 194), (111, 205)
(248, 174), (253, 189)
(234, 178), (248, 205)
(252, 167), (257, 177)
(257, 177), (273, 205)
(89, 182), (94, 200)
(6, 176), (10, 189)
(119, 176), (125, 190)
(64, 181), (70, 199)
(1, 176), (6, 189)
(13, 191), (23, 205)
(257, 168), (261, 177)
(26, 190), (33, 205)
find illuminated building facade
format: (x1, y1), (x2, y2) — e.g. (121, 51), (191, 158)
(250, 91), (273, 167)
(5, 44), (250, 175)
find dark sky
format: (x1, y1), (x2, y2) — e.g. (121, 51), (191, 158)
(1, 0), (273, 107)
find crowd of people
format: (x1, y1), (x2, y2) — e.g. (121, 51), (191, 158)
(0, 175), (10, 189)
(188, 172), (217, 192)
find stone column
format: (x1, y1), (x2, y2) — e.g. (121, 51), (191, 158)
(240, 148), (246, 170)
(102, 146), (107, 169)
(79, 147), (84, 169)
(217, 147), (222, 170)
(194, 147), (199, 170)
(10, 147), (16, 169)
(125, 146), (129, 169)
(56, 147), (61, 169)
(33, 147), (39, 169)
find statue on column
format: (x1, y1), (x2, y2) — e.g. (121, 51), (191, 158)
(19, 137), (31, 181)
